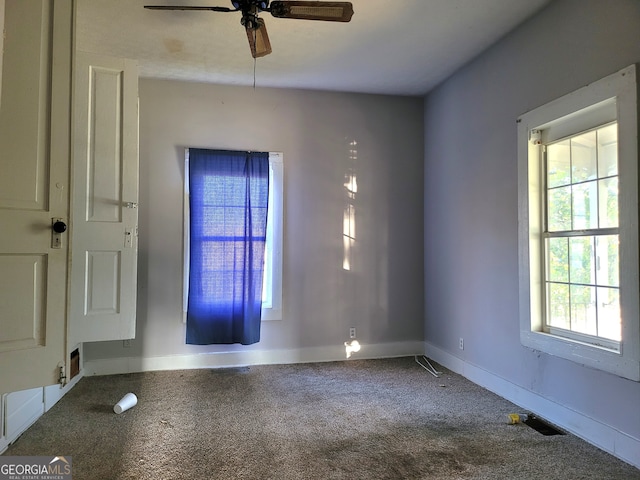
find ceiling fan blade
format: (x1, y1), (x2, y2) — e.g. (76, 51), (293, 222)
(269, 1), (353, 22)
(246, 18), (272, 58)
(144, 5), (235, 12)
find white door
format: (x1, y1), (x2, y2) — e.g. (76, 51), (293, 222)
(0, 0), (73, 395)
(69, 52), (139, 347)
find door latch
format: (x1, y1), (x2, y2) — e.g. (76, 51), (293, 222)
(51, 218), (67, 249)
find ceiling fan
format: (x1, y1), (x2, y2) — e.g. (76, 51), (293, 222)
(144, 1), (354, 58)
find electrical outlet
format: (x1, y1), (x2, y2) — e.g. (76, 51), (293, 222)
(459, 338), (464, 350)
(123, 339), (132, 348)
(349, 327), (356, 339)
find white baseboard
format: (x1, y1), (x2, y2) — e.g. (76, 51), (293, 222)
(83, 341), (424, 376)
(3, 387), (44, 446)
(0, 373), (84, 455)
(423, 341), (640, 469)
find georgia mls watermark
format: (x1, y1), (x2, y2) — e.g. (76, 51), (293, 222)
(0, 456), (72, 480)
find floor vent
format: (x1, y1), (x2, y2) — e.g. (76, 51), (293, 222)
(524, 415), (565, 436)
(70, 348), (80, 380)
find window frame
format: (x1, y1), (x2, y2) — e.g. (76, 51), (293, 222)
(183, 149), (283, 323)
(261, 152), (283, 321)
(517, 65), (639, 381)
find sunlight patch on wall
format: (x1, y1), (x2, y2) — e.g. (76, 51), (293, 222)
(344, 339), (361, 358)
(343, 139), (358, 270)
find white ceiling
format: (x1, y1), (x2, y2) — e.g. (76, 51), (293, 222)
(76, 0), (551, 96)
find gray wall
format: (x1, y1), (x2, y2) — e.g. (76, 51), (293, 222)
(424, 0), (640, 445)
(85, 80), (424, 362)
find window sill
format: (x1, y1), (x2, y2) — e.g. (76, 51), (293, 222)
(261, 307), (282, 322)
(520, 329), (639, 381)
(547, 327), (620, 353)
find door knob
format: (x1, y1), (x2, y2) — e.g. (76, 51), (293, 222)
(53, 220), (67, 233)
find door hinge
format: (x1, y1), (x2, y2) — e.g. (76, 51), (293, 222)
(58, 363), (67, 386)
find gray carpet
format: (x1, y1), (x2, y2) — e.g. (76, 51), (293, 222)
(4, 357), (639, 479)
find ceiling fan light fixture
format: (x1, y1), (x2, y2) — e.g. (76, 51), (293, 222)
(246, 18), (272, 58)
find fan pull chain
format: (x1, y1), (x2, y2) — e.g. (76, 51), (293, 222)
(253, 28), (257, 89)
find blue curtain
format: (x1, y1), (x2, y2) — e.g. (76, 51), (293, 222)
(186, 149), (269, 345)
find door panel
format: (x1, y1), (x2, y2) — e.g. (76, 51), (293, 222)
(0, 0), (50, 211)
(0, 255), (46, 351)
(85, 250), (121, 315)
(0, 1), (73, 396)
(70, 52), (139, 346)
(87, 66), (124, 223)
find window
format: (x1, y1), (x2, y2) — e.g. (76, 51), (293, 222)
(184, 150), (283, 323)
(518, 65), (639, 381)
(260, 152), (283, 320)
(544, 123), (620, 347)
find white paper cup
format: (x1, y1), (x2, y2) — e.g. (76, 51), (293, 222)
(113, 392), (138, 414)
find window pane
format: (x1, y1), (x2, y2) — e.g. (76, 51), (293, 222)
(597, 287), (620, 341)
(547, 140), (571, 188)
(570, 285), (597, 336)
(224, 176), (247, 206)
(569, 236), (593, 285)
(598, 177), (618, 228)
(547, 283), (570, 330)
(262, 240), (271, 304)
(251, 206), (268, 236)
(546, 237), (568, 282)
(595, 235), (619, 287)
(202, 206), (224, 236)
(201, 270), (233, 303)
(597, 124), (617, 178)
(250, 175), (269, 203)
(202, 241), (225, 271)
(571, 131), (597, 183)
(203, 176), (226, 206)
(226, 207), (247, 237)
(572, 181), (598, 230)
(547, 186), (571, 231)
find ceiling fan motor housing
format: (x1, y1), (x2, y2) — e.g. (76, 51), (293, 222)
(232, 1), (269, 11)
